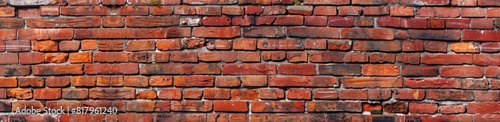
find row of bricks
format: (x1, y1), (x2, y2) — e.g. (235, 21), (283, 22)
(0, 28), (499, 41)
(0, 75), (498, 88)
(0, 62), (499, 77)
(2, 0), (500, 7)
(7, 6), (500, 17)
(3, 16), (500, 29)
(2, 50), (500, 64)
(4, 87), (500, 101)
(1, 113), (499, 122)
(0, 99), (500, 114)
(2, 63), (500, 77)
(1, 40), (495, 53)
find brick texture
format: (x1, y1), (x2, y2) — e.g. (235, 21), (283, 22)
(0, 0), (496, 121)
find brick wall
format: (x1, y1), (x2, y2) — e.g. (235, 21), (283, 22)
(0, 0), (499, 121)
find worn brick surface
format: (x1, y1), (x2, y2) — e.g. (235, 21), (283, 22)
(0, 0), (496, 120)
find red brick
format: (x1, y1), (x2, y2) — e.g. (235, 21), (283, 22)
(362, 64), (400, 76)
(421, 54), (472, 65)
(445, 19), (470, 29)
(34, 88), (61, 100)
(241, 75), (267, 87)
(287, 88), (311, 100)
(463, 30), (500, 41)
(89, 88), (135, 99)
(243, 27), (286, 38)
(409, 103), (438, 114)
(173, 76), (214, 87)
(141, 64), (220, 75)
(402, 66), (439, 77)
(60, 6), (109, 16)
(470, 18), (494, 29)
(427, 89), (474, 101)
(396, 53), (420, 65)
(404, 78), (461, 89)
(238, 52), (261, 63)
(287, 6), (312, 15)
(364, 6), (389, 15)
(252, 101), (304, 113)
(257, 39), (304, 50)
(222, 64), (275, 75)
(328, 16), (354, 27)
(269, 76), (338, 87)
(196, 6), (222, 15)
(262, 51), (285, 61)
(19, 29), (73, 40)
(136, 89), (157, 99)
(125, 40), (155, 51)
(18, 77), (44, 87)
(368, 89), (392, 100)
(390, 6), (414, 17)
(439, 105), (465, 114)
(184, 89), (203, 99)
(288, 27), (340, 38)
(158, 88), (181, 100)
(395, 89), (425, 100)
(352, 0), (396, 5)
(171, 52), (198, 63)
(259, 88), (284, 99)
(453, 0), (477, 6)
(306, 102), (361, 112)
(345, 52), (369, 63)
(486, 66), (500, 78)
(171, 101), (212, 112)
(313, 88), (337, 100)
(318, 64), (361, 76)
(0, 7), (14, 17)
(231, 89), (258, 100)
(222, 6), (243, 15)
(309, 52), (344, 63)
(204, 88), (230, 100)
(287, 52), (307, 63)
(476, 91), (500, 101)
(150, 6), (173, 15)
(409, 30), (461, 41)
(11, 101), (43, 112)
(102, 0), (126, 5)
(342, 77), (402, 88)
(304, 16), (327, 26)
(440, 66), (483, 78)
(278, 64), (316, 75)
(84, 64), (138, 75)
(102, 16), (125, 28)
(193, 27), (240, 38)
(7, 88), (32, 99)
(468, 102), (500, 114)
(384, 102), (407, 113)
(479, 0), (500, 6)
(338, 6), (362, 16)
(62, 88), (88, 99)
(46, 77), (70, 87)
(201, 16), (231, 26)
(488, 8), (500, 17)
(462, 79), (488, 90)
(313, 6), (337, 15)
(261, 6), (286, 15)
(353, 41), (401, 52)
(215, 76), (240, 87)
(214, 101), (248, 112)
(339, 90), (367, 100)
